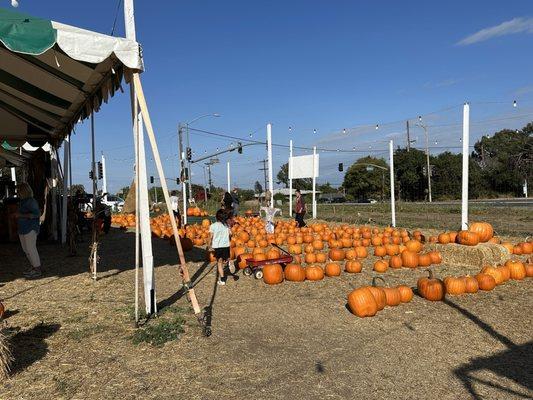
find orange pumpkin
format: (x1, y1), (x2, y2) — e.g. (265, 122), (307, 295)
(468, 222), (493, 243)
(475, 273), (496, 291)
(418, 253), (432, 267)
(345, 260), (362, 273)
(325, 263), (341, 277)
(284, 264), (306, 282)
(329, 248), (345, 261)
(373, 259), (389, 273)
(417, 270), (445, 301)
(456, 230), (480, 246)
(348, 287), (378, 318)
(463, 275), (479, 293)
(401, 250), (419, 268)
(397, 285), (414, 303)
(263, 264), (284, 285)
(438, 233), (451, 244)
(428, 251), (442, 265)
(305, 265), (324, 281)
(444, 276), (467, 295)
(505, 259), (526, 280)
(389, 255), (403, 269)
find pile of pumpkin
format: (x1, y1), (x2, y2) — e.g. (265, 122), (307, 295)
(186, 207), (209, 217)
(430, 222), (533, 256)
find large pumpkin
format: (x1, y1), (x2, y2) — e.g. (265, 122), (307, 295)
(405, 240), (423, 253)
(368, 282), (387, 311)
(417, 270), (445, 301)
(468, 222), (493, 243)
(263, 263), (284, 285)
(347, 287), (378, 318)
(284, 264), (306, 282)
(480, 266), (503, 285)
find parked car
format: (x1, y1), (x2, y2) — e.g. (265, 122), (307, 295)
(102, 195), (124, 212)
(357, 198), (377, 204)
(318, 193), (346, 204)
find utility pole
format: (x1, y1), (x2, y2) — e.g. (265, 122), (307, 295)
(416, 118), (432, 203)
(259, 159), (268, 195)
(406, 120), (411, 152)
(178, 124), (187, 224)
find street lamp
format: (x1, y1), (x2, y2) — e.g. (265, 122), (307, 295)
(415, 117), (433, 203)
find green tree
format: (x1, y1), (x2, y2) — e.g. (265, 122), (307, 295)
(317, 182), (337, 194)
(118, 186), (130, 199)
(472, 125), (532, 196)
(394, 149), (426, 201)
(70, 184), (86, 195)
(276, 162), (312, 190)
(343, 156), (389, 201)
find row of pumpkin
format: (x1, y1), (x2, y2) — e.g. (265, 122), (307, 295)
(348, 258), (532, 317)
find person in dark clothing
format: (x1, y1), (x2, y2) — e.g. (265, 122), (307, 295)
(231, 188), (240, 216)
(294, 189), (306, 227)
(221, 191), (233, 214)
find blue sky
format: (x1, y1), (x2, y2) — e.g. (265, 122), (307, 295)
(14, 0), (533, 193)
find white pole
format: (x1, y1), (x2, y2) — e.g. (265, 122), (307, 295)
(461, 103), (470, 230)
(389, 140), (396, 227)
(101, 153), (107, 202)
(61, 136), (70, 244)
(267, 123), (274, 207)
(50, 147), (58, 241)
(125, 0), (156, 315)
(312, 146), (317, 219)
(182, 177), (187, 224)
(227, 161), (231, 192)
(289, 139), (293, 216)
(10, 167), (16, 184)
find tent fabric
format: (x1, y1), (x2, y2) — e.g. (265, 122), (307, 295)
(0, 7), (143, 146)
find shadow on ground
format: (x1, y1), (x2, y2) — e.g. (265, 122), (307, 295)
(445, 299), (532, 399)
(8, 323), (60, 374)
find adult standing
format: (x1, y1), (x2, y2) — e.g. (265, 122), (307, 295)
(231, 188), (240, 216)
(294, 189), (306, 228)
(16, 183), (42, 279)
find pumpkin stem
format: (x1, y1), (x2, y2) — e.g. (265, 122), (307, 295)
(372, 276), (386, 287)
(428, 269), (434, 279)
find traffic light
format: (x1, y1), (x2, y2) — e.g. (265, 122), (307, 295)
(186, 147), (192, 161)
(338, 163), (343, 172)
(89, 170), (94, 180)
(238, 142), (242, 154)
(176, 178), (180, 185)
(150, 176), (154, 184)
(97, 162), (103, 179)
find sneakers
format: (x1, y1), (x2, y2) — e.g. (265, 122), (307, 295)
(217, 278), (226, 286)
(23, 268), (43, 279)
(228, 261), (236, 274)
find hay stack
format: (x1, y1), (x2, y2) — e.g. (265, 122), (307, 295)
(425, 243), (510, 268)
(0, 330), (12, 379)
(122, 179), (136, 214)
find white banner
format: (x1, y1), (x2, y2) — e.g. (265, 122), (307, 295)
(290, 154), (319, 179)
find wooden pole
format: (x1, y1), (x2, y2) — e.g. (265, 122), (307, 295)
(133, 73), (201, 316)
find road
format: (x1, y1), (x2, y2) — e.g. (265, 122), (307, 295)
(320, 198), (532, 207)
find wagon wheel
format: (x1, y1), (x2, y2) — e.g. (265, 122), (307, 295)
(254, 270), (263, 279)
(243, 267), (253, 276)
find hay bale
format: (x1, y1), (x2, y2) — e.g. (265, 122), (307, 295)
(123, 179), (136, 214)
(425, 243), (510, 268)
(0, 330), (12, 379)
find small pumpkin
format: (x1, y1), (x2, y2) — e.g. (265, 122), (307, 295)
(401, 250), (419, 268)
(315, 252), (328, 263)
(329, 248), (345, 261)
(373, 259), (389, 273)
(456, 230), (480, 246)
(417, 269), (445, 301)
(418, 253), (432, 267)
(325, 263), (341, 277)
(468, 222), (493, 243)
(505, 259), (526, 280)
(397, 285), (414, 303)
(345, 260), (362, 273)
(463, 275), (479, 293)
(444, 276), (467, 295)
(305, 265), (324, 281)
(475, 273), (496, 291)
(438, 232), (451, 244)
(428, 251), (442, 265)
(480, 266), (503, 285)
(389, 255), (403, 269)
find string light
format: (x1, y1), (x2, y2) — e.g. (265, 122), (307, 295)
(513, 100), (517, 108)
(313, 129), (317, 134)
(343, 128), (346, 134)
(289, 126), (292, 133)
(418, 115), (422, 122)
(375, 124), (379, 130)
(11, 0), (19, 7)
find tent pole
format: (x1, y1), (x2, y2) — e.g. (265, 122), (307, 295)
(267, 123), (274, 207)
(312, 146), (317, 219)
(130, 83), (140, 325)
(389, 140), (396, 227)
(90, 113), (98, 280)
(61, 135), (70, 244)
(133, 73), (202, 317)
(289, 140), (293, 217)
(461, 103), (470, 230)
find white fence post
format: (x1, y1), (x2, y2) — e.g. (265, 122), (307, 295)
(227, 161), (231, 192)
(267, 123), (274, 207)
(389, 140), (396, 227)
(312, 146), (317, 219)
(461, 103), (470, 230)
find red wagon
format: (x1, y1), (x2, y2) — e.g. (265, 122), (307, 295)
(244, 244), (293, 279)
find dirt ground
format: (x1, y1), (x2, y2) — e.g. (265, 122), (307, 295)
(0, 227), (532, 400)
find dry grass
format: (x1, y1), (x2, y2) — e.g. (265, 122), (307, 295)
(0, 225), (531, 399)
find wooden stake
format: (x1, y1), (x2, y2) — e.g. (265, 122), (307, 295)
(132, 73), (201, 316)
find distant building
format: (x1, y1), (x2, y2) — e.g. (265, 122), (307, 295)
(318, 192), (346, 203)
